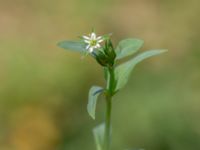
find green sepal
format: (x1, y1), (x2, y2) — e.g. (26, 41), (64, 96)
(93, 50), (109, 67)
(104, 40), (116, 66)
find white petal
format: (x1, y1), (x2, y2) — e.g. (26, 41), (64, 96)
(96, 44), (101, 48)
(91, 32), (96, 40)
(89, 47), (94, 53)
(97, 36), (102, 40)
(98, 39), (104, 43)
(94, 45), (99, 49)
(83, 36), (90, 40)
(84, 40), (90, 44)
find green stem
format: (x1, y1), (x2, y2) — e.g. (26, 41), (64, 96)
(104, 66), (115, 150)
(108, 67), (115, 95)
(104, 95), (112, 150)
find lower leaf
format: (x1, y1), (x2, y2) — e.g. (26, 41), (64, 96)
(93, 123), (105, 150)
(87, 86), (104, 119)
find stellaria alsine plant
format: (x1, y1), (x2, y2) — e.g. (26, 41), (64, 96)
(57, 30), (167, 150)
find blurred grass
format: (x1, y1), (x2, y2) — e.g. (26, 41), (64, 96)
(0, 0), (200, 150)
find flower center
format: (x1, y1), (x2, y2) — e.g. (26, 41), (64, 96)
(90, 40), (97, 46)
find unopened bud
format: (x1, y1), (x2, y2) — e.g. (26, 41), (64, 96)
(104, 40), (116, 66)
(92, 50), (109, 66)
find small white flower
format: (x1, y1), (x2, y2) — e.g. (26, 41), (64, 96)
(83, 32), (104, 53)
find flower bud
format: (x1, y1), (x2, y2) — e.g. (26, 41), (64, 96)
(91, 40), (116, 67)
(104, 40), (116, 66)
(92, 50), (109, 66)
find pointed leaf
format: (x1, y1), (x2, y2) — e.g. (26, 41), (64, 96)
(116, 38), (144, 59)
(57, 41), (87, 53)
(88, 86), (104, 119)
(93, 123), (105, 150)
(115, 49), (167, 90)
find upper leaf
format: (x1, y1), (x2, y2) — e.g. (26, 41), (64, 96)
(93, 123), (105, 150)
(116, 38), (144, 59)
(57, 40), (87, 53)
(87, 86), (104, 119)
(115, 49), (167, 90)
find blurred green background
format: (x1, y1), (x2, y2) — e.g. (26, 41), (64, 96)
(1, 0), (200, 150)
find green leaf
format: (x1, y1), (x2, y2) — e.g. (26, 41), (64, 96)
(93, 123), (105, 150)
(88, 86), (104, 119)
(57, 41), (86, 53)
(115, 49), (167, 90)
(116, 38), (144, 59)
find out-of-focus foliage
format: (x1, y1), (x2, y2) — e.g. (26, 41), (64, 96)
(0, 0), (200, 150)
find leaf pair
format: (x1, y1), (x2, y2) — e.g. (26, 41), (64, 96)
(115, 49), (167, 90)
(87, 87), (106, 150)
(57, 35), (167, 150)
(114, 38), (167, 90)
(87, 39), (167, 120)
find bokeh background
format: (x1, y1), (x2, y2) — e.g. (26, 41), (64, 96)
(1, 0), (200, 150)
